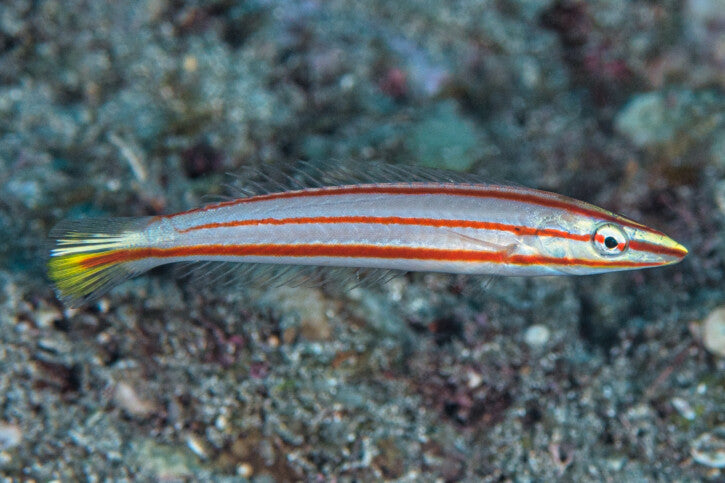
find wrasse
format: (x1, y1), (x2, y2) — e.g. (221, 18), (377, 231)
(48, 163), (687, 306)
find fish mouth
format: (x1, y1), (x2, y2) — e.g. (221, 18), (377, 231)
(669, 240), (688, 258)
(629, 234), (688, 264)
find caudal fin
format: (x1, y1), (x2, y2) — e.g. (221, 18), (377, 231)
(47, 217), (153, 306)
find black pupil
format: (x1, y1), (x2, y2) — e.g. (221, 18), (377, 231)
(604, 236), (619, 249)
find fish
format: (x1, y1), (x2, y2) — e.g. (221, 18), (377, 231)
(47, 162), (688, 306)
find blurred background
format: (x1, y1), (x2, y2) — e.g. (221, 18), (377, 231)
(0, 0), (723, 479)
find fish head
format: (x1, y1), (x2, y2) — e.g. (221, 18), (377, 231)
(533, 208), (687, 275)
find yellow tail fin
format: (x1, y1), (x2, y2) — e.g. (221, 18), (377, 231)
(47, 217), (152, 306)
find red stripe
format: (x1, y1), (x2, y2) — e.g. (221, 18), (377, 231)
(80, 243), (663, 270)
(629, 240), (687, 258)
(179, 216), (684, 259)
(169, 184), (658, 234)
(178, 215), (592, 242)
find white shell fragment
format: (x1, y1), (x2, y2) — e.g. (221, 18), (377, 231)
(524, 324), (550, 348)
(702, 306), (725, 357)
(691, 426), (725, 468)
(113, 382), (156, 418)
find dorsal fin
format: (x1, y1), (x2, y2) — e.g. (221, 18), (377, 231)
(224, 160), (501, 200)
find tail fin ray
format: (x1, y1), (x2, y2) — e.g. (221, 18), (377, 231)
(47, 217), (152, 306)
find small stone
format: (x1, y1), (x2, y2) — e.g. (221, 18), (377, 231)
(97, 298), (110, 314)
(671, 397), (696, 421)
(524, 324), (550, 348)
(183, 55), (198, 73)
(37, 337), (71, 354)
(466, 370), (483, 389)
(185, 434), (208, 460)
(35, 303), (62, 329)
(692, 426), (725, 468)
(606, 457), (625, 471)
(702, 306), (725, 357)
(215, 414), (228, 431)
(237, 462), (253, 478)
(113, 382), (156, 418)
(0, 423), (22, 450)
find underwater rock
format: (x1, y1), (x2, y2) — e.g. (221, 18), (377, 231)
(614, 90), (723, 152)
(406, 101), (483, 171)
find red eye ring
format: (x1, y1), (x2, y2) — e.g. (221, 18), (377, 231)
(592, 224), (628, 256)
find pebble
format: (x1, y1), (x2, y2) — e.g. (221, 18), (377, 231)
(466, 370), (483, 389)
(215, 414), (228, 431)
(113, 382), (156, 418)
(0, 423), (22, 450)
(34, 303), (62, 329)
(702, 306), (725, 357)
(237, 462), (253, 478)
(671, 397), (696, 421)
(524, 324), (550, 348)
(691, 426), (725, 468)
(185, 434), (208, 460)
(37, 337), (71, 354)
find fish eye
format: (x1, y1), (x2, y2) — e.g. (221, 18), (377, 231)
(592, 224), (628, 256)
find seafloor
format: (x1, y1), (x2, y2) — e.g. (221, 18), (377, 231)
(1, 0), (724, 480)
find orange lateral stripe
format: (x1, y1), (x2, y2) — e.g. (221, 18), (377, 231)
(629, 240), (687, 258)
(170, 185), (656, 234)
(178, 215), (592, 242)
(80, 244), (662, 270)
